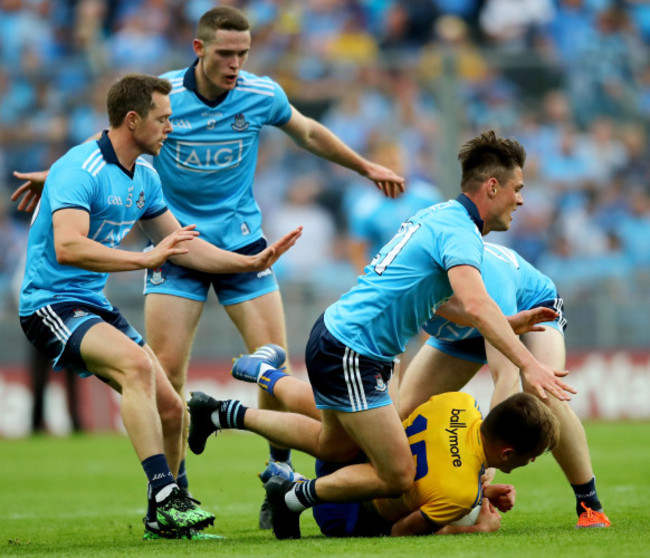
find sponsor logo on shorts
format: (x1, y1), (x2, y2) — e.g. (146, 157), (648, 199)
(374, 374), (387, 392)
(257, 269), (272, 279)
(73, 309), (88, 318)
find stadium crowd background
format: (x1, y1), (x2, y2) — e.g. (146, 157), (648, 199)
(1, 0), (650, 363)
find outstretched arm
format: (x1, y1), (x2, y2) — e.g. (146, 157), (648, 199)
(448, 265), (575, 401)
(436, 295), (558, 334)
(53, 208), (197, 272)
(138, 210), (302, 274)
(11, 170), (48, 212)
(281, 106), (405, 199)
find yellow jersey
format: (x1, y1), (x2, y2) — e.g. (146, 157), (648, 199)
(373, 392), (487, 526)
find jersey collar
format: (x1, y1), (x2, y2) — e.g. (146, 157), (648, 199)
(97, 130), (134, 179)
(184, 59), (230, 108)
(456, 194), (484, 234)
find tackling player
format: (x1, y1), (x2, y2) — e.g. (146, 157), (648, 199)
(187, 363), (559, 538)
(399, 242), (611, 528)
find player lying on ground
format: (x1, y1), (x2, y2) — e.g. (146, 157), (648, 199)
(187, 344), (559, 538)
(400, 242), (611, 529)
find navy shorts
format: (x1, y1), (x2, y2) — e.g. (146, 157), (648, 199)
(312, 459), (390, 537)
(426, 298), (567, 363)
(20, 302), (144, 377)
(305, 314), (394, 412)
(143, 237), (279, 305)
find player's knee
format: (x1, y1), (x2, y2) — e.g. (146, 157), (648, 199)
(383, 460), (415, 496)
(158, 391), (184, 431)
(122, 350), (156, 389)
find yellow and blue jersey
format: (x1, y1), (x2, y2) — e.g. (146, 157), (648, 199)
(373, 392), (487, 526)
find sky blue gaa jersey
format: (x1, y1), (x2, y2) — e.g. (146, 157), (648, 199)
(346, 177), (443, 260)
(423, 242), (562, 343)
(154, 63), (293, 251)
(19, 132), (167, 315)
(324, 196), (485, 361)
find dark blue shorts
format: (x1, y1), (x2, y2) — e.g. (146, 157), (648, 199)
(426, 336), (488, 364)
(20, 302), (144, 377)
(312, 459), (390, 537)
(305, 314), (394, 412)
(143, 237), (279, 305)
(426, 297), (567, 363)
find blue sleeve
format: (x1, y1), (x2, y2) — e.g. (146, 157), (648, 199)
(434, 213), (483, 271)
(142, 176), (168, 219)
(267, 79), (292, 127)
(47, 166), (96, 213)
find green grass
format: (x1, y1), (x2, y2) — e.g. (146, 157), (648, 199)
(2, 422), (649, 557)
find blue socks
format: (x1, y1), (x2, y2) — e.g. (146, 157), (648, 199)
(572, 477), (602, 516)
(142, 453), (176, 521)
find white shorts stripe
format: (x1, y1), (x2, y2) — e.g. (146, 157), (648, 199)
(36, 306), (71, 345)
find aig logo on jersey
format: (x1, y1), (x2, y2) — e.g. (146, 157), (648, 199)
(174, 140), (244, 173)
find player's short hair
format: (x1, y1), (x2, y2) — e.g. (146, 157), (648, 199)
(106, 74), (172, 128)
(458, 130), (527, 192)
(481, 392), (559, 455)
(196, 6), (250, 43)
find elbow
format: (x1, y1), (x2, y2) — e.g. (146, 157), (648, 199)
(55, 244), (77, 266)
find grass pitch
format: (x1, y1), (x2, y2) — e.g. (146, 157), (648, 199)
(2, 421), (649, 557)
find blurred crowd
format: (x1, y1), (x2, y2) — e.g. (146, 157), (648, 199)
(2, 0), (650, 318)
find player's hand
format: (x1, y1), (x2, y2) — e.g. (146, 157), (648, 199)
(483, 483), (516, 513)
(363, 162), (405, 199)
(11, 170), (48, 212)
(143, 225), (199, 268)
(480, 467), (497, 489)
(522, 361), (576, 401)
(475, 498), (501, 533)
(507, 307), (558, 335)
(246, 226), (303, 271)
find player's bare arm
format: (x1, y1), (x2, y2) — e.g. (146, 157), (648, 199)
(448, 265), (576, 401)
(436, 296), (557, 334)
(280, 106), (405, 198)
(139, 210), (302, 273)
(53, 208), (195, 272)
(435, 499), (502, 535)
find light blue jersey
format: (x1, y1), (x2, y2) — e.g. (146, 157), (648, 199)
(423, 243), (564, 347)
(19, 132), (167, 315)
(346, 177), (442, 259)
(154, 63), (293, 251)
(324, 195), (485, 361)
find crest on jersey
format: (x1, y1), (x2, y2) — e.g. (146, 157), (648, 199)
(136, 191), (145, 209)
(374, 374), (388, 392)
(231, 113), (249, 131)
(150, 268), (165, 285)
